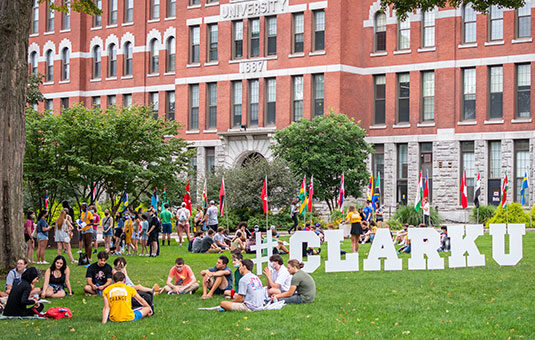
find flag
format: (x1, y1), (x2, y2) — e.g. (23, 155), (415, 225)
(371, 173), (380, 211)
(219, 176), (226, 216)
(521, 172), (529, 206)
(121, 189), (128, 212)
(414, 172), (423, 211)
(151, 187), (159, 209)
(184, 181), (192, 213)
(500, 172), (509, 208)
(201, 180), (207, 209)
(460, 170), (468, 209)
(474, 173), (481, 208)
(44, 190), (49, 210)
(366, 174), (374, 201)
(161, 186), (169, 210)
(91, 182), (96, 203)
(261, 176), (268, 214)
(423, 170), (429, 199)
(307, 176), (314, 212)
(338, 173), (345, 212)
(298, 176), (307, 216)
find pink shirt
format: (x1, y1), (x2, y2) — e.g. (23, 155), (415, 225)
(24, 219), (34, 235)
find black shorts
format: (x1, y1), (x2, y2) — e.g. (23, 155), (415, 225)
(350, 222), (363, 235)
(114, 228), (123, 238)
(376, 216), (384, 222)
(24, 234), (31, 242)
(148, 232), (158, 243)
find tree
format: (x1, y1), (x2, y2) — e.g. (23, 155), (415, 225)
(381, 0), (527, 20)
(271, 111), (373, 212)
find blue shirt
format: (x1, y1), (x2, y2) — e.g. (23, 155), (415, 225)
(37, 218), (48, 237)
(363, 206), (373, 221)
(209, 266), (233, 291)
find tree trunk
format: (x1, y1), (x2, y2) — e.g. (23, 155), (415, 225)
(0, 1), (32, 272)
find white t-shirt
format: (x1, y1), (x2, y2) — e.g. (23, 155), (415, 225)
(213, 233), (225, 246)
(177, 208), (191, 222)
(239, 272), (266, 311)
(423, 202), (430, 216)
(272, 265), (292, 292)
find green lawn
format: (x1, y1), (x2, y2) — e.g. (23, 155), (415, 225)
(1, 233), (534, 339)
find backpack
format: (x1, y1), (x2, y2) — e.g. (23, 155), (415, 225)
(78, 253), (89, 266)
(179, 209), (187, 222)
(45, 307), (72, 319)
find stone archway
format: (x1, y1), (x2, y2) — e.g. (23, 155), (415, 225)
(241, 152), (266, 167)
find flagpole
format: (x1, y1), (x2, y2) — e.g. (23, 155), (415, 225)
(477, 207), (479, 225)
(266, 175), (269, 231)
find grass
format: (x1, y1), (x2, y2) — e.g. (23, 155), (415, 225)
(1, 233), (535, 339)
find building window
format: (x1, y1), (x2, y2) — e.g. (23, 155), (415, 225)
(460, 141), (475, 203)
(313, 10), (325, 51)
(46, 1), (54, 32)
(374, 12), (386, 52)
(61, 48), (69, 81)
(397, 73), (410, 123)
(422, 71), (435, 121)
(420, 142), (433, 202)
(232, 81), (243, 127)
(372, 144), (385, 202)
(94, 0), (102, 27)
(397, 19), (410, 50)
(514, 140), (530, 203)
(149, 92), (159, 119)
(123, 42), (133, 76)
(45, 50), (53, 82)
(109, 0), (117, 25)
(232, 21), (243, 59)
(190, 26), (200, 63)
(30, 52), (38, 74)
(124, 0), (133, 23)
(60, 97), (69, 110)
(93, 46), (101, 78)
(293, 13), (304, 53)
(150, 0), (160, 20)
(292, 76), (303, 121)
(166, 90), (175, 121)
(489, 5), (503, 41)
(31, 0), (39, 34)
(516, 64), (531, 119)
(265, 78), (276, 126)
(208, 24), (218, 62)
(313, 74), (324, 116)
(107, 95), (116, 106)
(517, 4), (531, 38)
(207, 83), (217, 129)
(266, 16), (277, 56)
(45, 99), (53, 111)
(397, 143), (408, 205)
(462, 4), (477, 43)
(108, 44), (117, 77)
(123, 94), (132, 107)
(374, 75), (386, 125)
(462, 68), (476, 120)
(167, 0), (176, 18)
(489, 140), (501, 180)
(166, 37), (175, 72)
(190, 0), (200, 5)
(62, 0), (70, 30)
(189, 85), (199, 129)
(206, 147), (215, 174)
(249, 18), (260, 57)
(92, 96), (101, 108)
(489, 65), (503, 119)
(422, 11), (435, 47)
(149, 39), (159, 73)
(249, 79), (259, 126)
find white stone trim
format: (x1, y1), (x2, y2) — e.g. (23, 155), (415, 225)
(204, 15), (220, 24)
(119, 32), (135, 54)
(309, 1), (327, 10)
(289, 4), (307, 12)
(365, 130), (535, 144)
(58, 38), (72, 55)
(146, 28), (162, 52)
(105, 34), (120, 51)
(163, 27), (176, 50)
(28, 42), (40, 62)
(89, 36), (104, 54)
(186, 18), (202, 26)
(40, 83), (176, 99)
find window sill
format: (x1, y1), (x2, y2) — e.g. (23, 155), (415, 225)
(186, 63), (201, 68)
(90, 78), (101, 82)
(59, 29), (71, 33)
(121, 75), (133, 79)
(122, 22), (134, 26)
(203, 129), (218, 133)
(58, 80), (70, 84)
(204, 61), (219, 66)
(106, 24), (118, 29)
(417, 46), (436, 53)
(417, 122), (435, 127)
(187, 5), (202, 9)
(228, 56), (276, 64)
(43, 81), (54, 86)
(90, 26), (102, 31)
(164, 72), (175, 76)
(309, 50), (326, 56)
(146, 73), (160, 77)
(370, 51), (387, 57)
(393, 123), (410, 128)
(186, 130), (200, 134)
(484, 40), (504, 46)
(44, 31), (55, 35)
(512, 38), (532, 44)
(369, 124), (386, 130)
(393, 49), (411, 55)
(511, 118), (532, 123)
(106, 77), (117, 81)
(147, 19), (160, 23)
(457, 120), (477, 126)
(484, 120), (504, 125)
(458, 43), (477, 49)
(288, 53), (305, 58)
(205, 2), (219, 7)
(164, 17), (176, 21)
(29, 33), (39, 37)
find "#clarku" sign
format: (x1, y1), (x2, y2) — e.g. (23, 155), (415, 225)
(221, 0), (289, 20)
(251, 224), (526, 274)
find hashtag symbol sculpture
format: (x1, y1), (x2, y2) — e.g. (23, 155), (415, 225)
(250, 230), (278, 275)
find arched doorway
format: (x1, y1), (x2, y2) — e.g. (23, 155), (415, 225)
(241, 152), (266, 167)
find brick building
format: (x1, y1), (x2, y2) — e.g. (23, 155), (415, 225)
(28, 0), (534, 220)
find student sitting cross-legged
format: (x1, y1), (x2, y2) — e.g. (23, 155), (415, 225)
(163, 257), (200, 295)
(220, 259), (266, 312)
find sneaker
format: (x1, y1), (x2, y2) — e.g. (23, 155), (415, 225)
(168, 291), (177, 295)
(42, 261), (49, 264)
(77, 250), (82, 254)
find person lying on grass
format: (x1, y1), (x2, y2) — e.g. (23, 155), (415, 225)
(220, 259), (266, 312)
(102, 271), (153, 323)
(273, 260), (316, 304)
(163, 257), (200, 295)
(113, 257), (162, 295)
(84, 251), (113, 296)
(200, 255), (233, 299)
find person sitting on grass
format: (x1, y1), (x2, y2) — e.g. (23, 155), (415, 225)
(199, 229), (222, 254)
(397, 229), (412, 254)
(264, 255), (292, 296)
(360, 221), (370, 244)
(273, 260), (316, 304)
(393, 224), (409, 245)
(2, 259), (40, 299)
(84, 251), (113, 296)
(102, 271), (153, 323)
(41, 255), (73, 298)
(213, 227), (228, 250)
(2, 267), (44, 317)
(112, 257), (162, 295)
(200, 255), (233, 299)
(438, 226), (451, 252)
(230, 231), (246, 253)
(219, 259), (265, 312)
(191, 231), (204, 253)
(163, 257), (200, 295)
(224, 251), (244, 298)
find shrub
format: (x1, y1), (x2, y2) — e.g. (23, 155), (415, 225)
(385, 218), (403, 230)
(392, 204), (442, 227)
(486, 203), (530, 228)
(469, 205), (497, 225)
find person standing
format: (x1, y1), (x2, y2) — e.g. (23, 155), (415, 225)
(102, 209), (114, 254)
(193, 205), (204, 233)
(288, 198), (299, 234)
(24, 211), (36, 264)
(175, 202), (191, 246)
(423, 197), (431, 226)
(147, 208), (161, 257)
(90, 205), (100, 254)
(343, 205), (362, 253)
(138, 214), (149, 256)
(36, 210), (51, 264)
(113, 211), (124, 255)
(80, 203), (94, 261)
(363, 201), (373, 223)
(203, 201), (219, 231)
(374, 201), (384, 228)
(160, 203), (173, 246)
(54, 209), (76, 264)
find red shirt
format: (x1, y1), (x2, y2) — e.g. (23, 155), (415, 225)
(168, 265), (194, 286)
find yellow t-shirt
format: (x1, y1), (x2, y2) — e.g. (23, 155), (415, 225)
(81, 211), (93, 231)
(103, 282), (137, 322)
(346, 212), (361, 224)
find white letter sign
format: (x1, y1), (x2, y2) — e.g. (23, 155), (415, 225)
(489, 224), (526, 266)
(408, 228), (444, 270)
(324, 230), (359, 272)
(289, 231), (320, 273)
(448, 225), (485, 268)
(363, 228), (402, 271)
